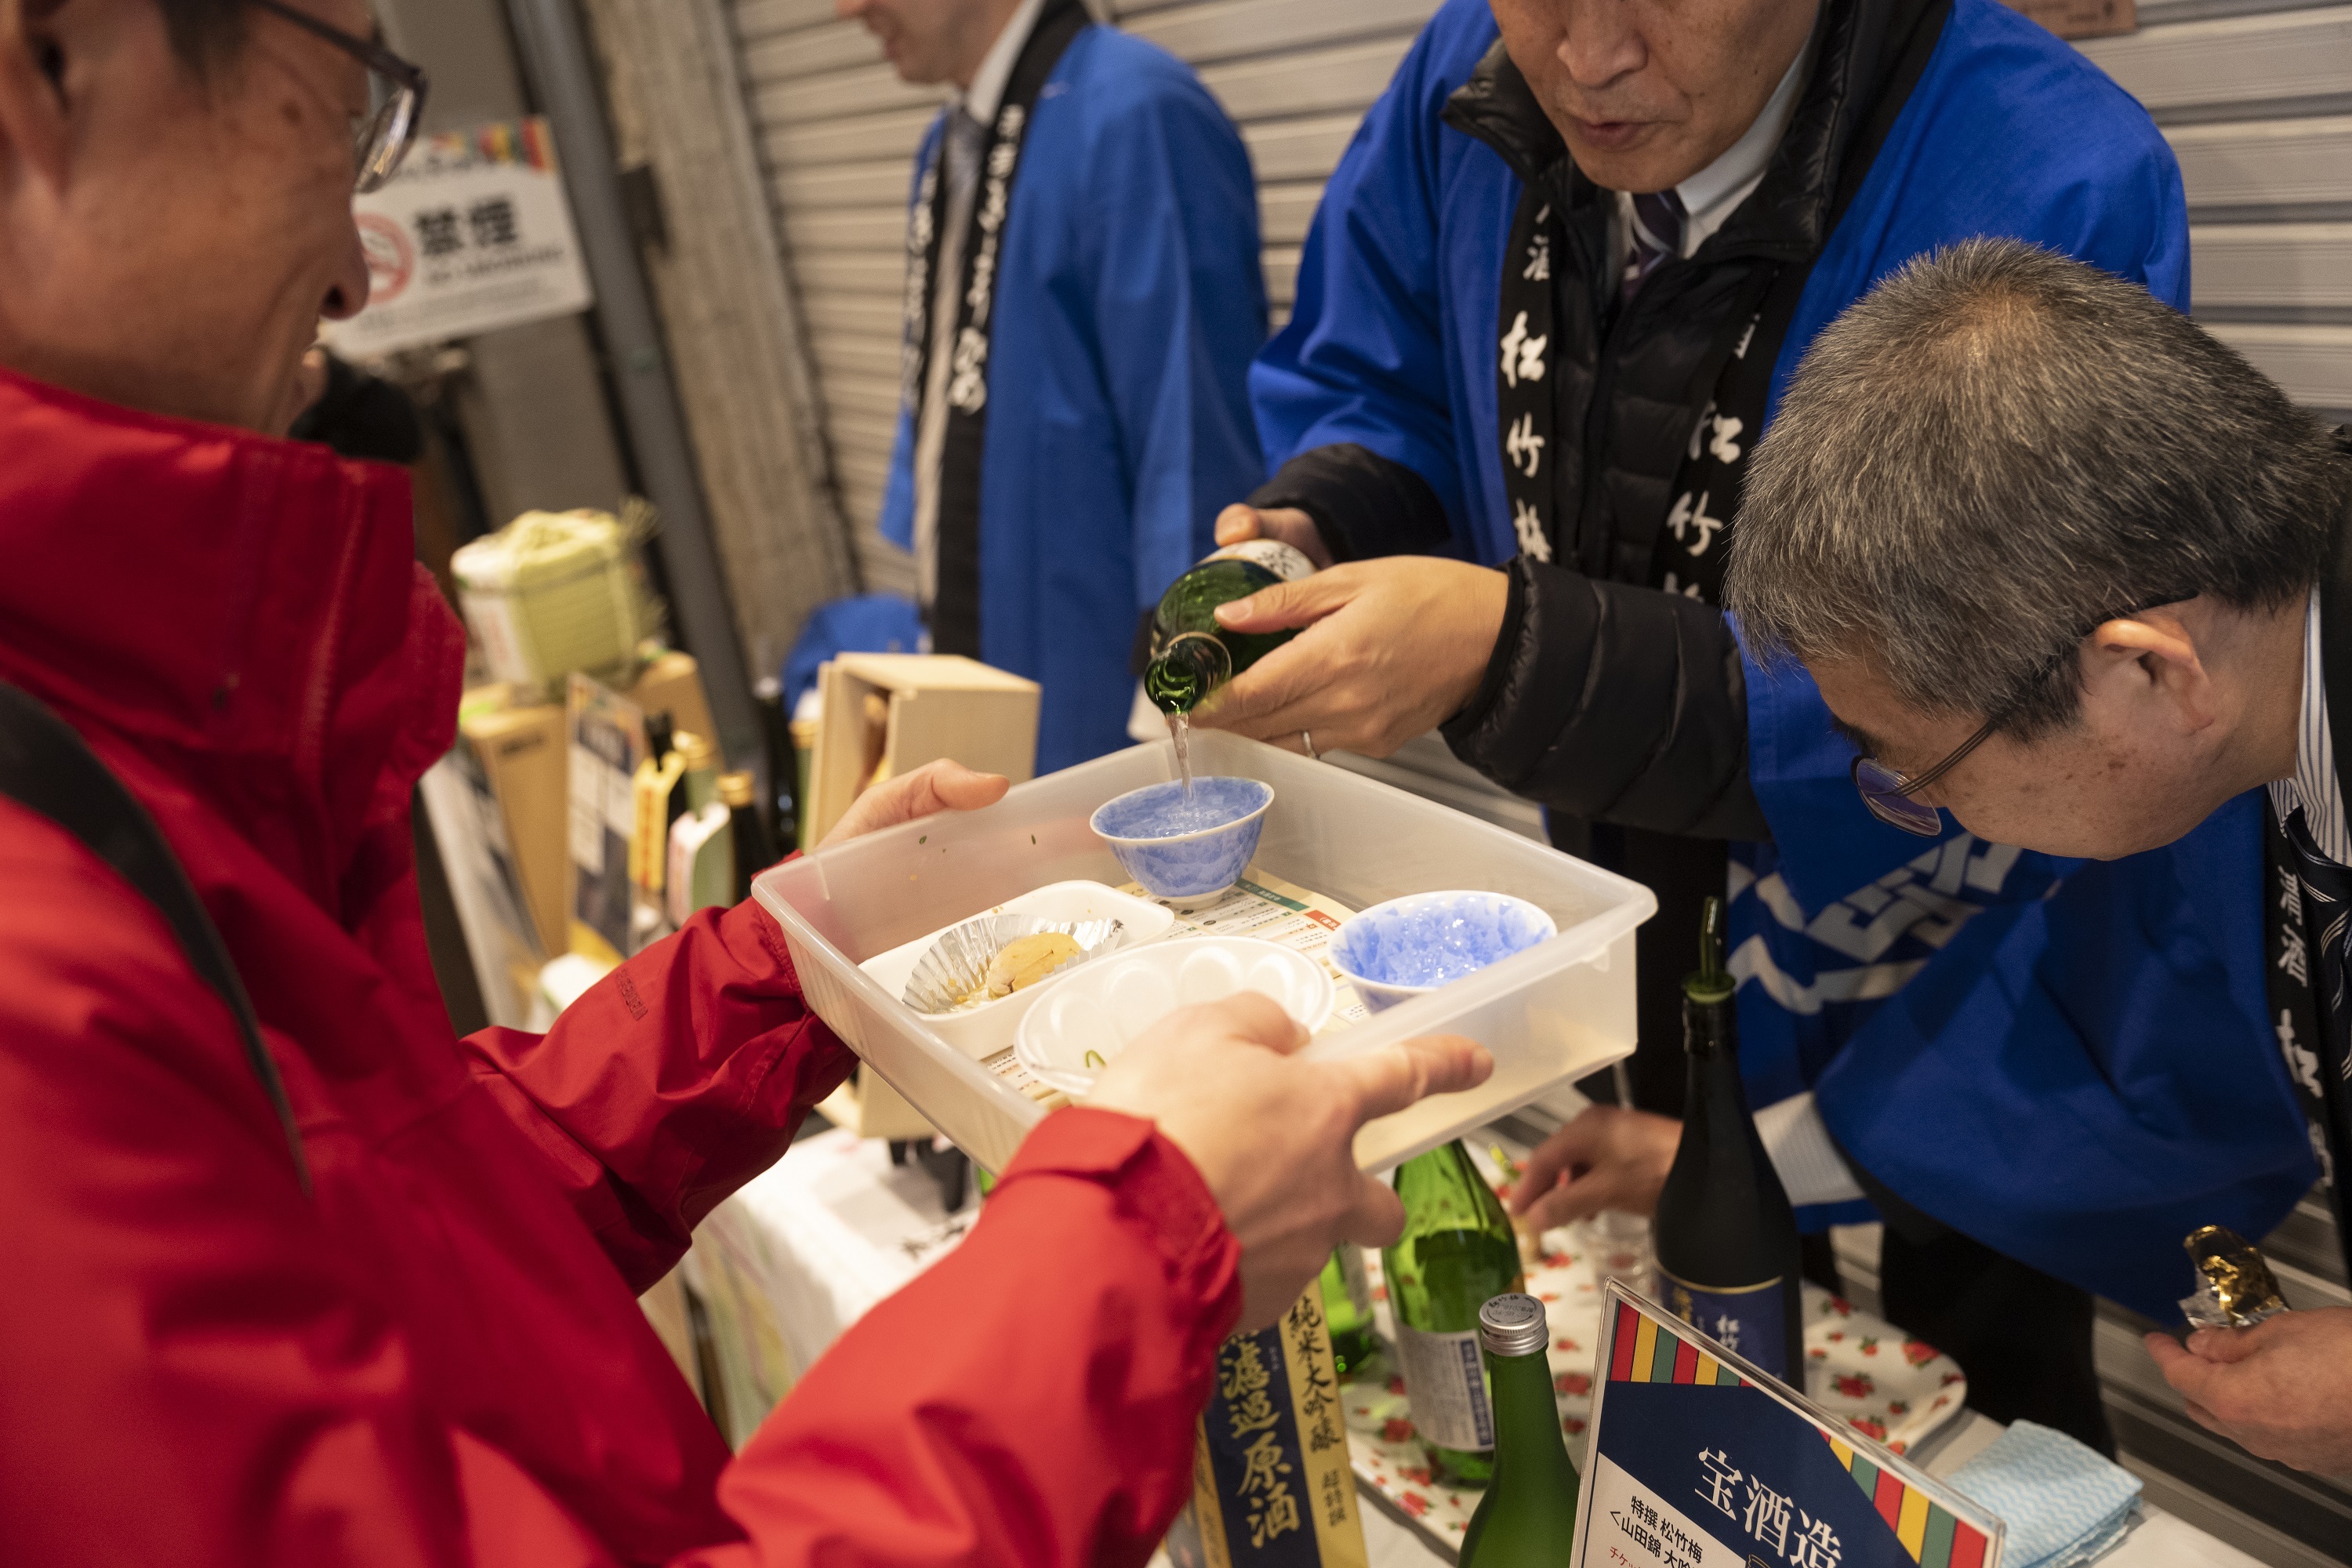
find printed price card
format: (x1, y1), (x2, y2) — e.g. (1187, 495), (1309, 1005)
(1573, 1283), (2002, 1568)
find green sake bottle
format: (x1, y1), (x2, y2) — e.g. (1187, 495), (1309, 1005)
(1319, 1247), (1378, 1379)
(1459, 1294), (1581, 1566)
(1382, 1140), (1525, 1488)
(1142, 539), (1316, 713)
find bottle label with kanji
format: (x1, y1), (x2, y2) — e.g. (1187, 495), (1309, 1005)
(1395, 1325), (1494, 1451)
(1661, 1271), (1788, 1378)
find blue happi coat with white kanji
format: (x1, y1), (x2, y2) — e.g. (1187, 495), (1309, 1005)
(877, 23), (1268, 775)
(1253, 0), (2316, 1317)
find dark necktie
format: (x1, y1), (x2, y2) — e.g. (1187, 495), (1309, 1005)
(1621, 188), (1687, 304)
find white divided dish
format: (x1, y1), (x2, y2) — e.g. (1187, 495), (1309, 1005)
(1016, 937), (1334, 1095)
(754, 729), (1655, 1175)
(856, 880), (1177, 1058)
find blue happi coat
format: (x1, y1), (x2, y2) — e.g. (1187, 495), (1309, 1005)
(1256, 0), (2315, 1317)
(878, 24), (1268, 774)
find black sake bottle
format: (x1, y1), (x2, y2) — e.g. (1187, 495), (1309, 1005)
(1651, 896), (1805, 1379)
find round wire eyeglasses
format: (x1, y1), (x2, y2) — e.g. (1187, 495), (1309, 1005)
(1848, 598), (2187, 837)
(249, 0), (430, 193)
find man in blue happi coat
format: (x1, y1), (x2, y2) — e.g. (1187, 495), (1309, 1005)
(1725, 240), (2352, 1477)
(1192, 0), (2315, 1447)
(845, 0), (1268, 773)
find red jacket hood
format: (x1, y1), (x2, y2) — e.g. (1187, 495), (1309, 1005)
(0, 365), (463, 920)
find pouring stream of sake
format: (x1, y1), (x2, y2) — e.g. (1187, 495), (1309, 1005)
(1167, 710), (1193, 800)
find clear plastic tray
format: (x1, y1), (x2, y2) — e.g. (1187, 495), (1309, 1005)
(753, 731), (1655, 1174)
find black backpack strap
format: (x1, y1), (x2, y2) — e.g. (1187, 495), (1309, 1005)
(0, 683), (310, 1192)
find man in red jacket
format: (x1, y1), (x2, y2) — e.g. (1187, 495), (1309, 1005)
(0, 4), (1491, 1564)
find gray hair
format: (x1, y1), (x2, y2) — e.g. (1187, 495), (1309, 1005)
(1724, 238), (2347, 739)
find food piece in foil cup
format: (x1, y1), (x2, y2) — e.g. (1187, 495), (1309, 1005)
(901, 914), (1126, 1014)
(2178, 1224), (2289, 1329)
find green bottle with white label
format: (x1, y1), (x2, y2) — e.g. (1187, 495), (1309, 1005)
(1142, 539), (1316, 713)
(1459, 1294), (1581, 1567)
(1382, 1140), (1525, 1488)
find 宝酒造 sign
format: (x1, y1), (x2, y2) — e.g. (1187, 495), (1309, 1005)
(1572, 1283), (2005, 1568)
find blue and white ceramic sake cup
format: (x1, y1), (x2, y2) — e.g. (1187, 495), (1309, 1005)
(1329, 890), (1557, 1012)
(1088, 776), (1274, 906)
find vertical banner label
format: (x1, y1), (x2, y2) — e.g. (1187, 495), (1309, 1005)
(1177, 1287), (1369, 1568)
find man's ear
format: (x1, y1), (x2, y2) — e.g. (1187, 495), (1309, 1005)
(0, 0), (75, 193)
(2085, 608), (2218, 731)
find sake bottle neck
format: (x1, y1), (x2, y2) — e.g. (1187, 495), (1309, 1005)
(1145, 633), (1232, 714)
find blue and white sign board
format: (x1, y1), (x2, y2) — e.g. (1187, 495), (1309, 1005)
(1573, 1283), (2004, 1568)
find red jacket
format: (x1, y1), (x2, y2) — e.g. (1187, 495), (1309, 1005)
(0, 368), (1240, 1566)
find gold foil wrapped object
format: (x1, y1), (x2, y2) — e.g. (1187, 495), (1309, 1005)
(2179, 1224), (2288, 1330)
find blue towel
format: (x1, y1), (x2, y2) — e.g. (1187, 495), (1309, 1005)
(1947, 1421), (2143, 1568)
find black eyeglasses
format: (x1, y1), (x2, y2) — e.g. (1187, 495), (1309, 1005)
(248, 1), (430, 193)
(1849, 597), (2187, 837)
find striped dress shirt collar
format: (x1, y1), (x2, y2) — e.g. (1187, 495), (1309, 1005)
(2269, 584), (2350, 866)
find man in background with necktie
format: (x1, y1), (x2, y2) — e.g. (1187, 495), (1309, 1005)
(1192, 0), (2300, 1455)
(840, 0), (1269, 773)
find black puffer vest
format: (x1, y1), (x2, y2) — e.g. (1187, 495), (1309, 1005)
(1253, 0), (1947, 838)
(1440, 0), (1935, 589)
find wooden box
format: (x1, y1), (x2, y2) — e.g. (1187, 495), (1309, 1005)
(804, 655), (1040, 846)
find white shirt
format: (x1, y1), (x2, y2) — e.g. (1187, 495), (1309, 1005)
(962, 0), (1047, 130)
(1610, 21), (1818, 276)
(1756, 1091), (1865, 1207)
(2268, 584), (2350, 864)
(912, 0), (1049, 608)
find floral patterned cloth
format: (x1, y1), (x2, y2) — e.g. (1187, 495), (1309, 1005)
(1345, 1237), (1968, 1545)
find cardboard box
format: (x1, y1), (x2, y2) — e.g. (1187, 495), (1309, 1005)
(416, 744), (546, 1028)
(459, 691), (569, 958)
(567, 673), (650, 967)
(631, 649), (719, 756)
(804, 655), (1040, 845)
(455, 654), (719, 964)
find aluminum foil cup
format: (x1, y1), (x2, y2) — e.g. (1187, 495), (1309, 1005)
(901, 914), (1127, 1015)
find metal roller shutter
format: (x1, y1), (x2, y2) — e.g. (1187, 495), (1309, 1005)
(722, 0), (1444, 593)
(2069, 9), (2352, 1559)
(726, 0), (2352, 565)
(2078, 1), (2352, 419)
